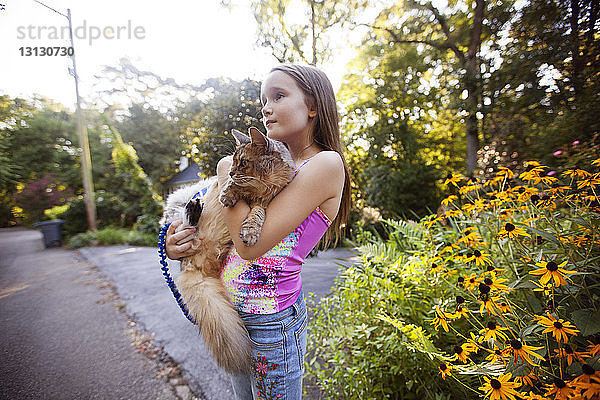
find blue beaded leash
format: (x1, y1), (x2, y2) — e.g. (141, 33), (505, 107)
(158, 222), (197, 325)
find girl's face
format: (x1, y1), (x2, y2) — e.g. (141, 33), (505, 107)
(260, 71), (317, 144)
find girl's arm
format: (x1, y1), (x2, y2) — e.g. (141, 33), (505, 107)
(217, 151), (344, 260)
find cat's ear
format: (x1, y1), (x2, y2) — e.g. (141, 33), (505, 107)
(232, 129), (251, 146)
(248, 127), (269, 148)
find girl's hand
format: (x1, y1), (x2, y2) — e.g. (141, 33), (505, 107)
(217, 156), (233, 189)
(165, 219), (197, 260)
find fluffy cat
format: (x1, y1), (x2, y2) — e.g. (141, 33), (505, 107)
(160, 127), (295, 373)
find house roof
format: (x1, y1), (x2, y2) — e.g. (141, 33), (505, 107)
(166, 162), (203, 186)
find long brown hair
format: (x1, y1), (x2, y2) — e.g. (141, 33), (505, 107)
(270, 63), (351, 246)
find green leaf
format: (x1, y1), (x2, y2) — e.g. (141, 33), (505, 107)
(523, 226), (561, 245)
(571, 309), (600, 336)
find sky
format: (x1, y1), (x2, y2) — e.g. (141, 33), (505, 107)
(0, 0), (356, 110)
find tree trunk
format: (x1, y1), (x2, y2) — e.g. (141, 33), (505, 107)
(464, 0), (484, 174)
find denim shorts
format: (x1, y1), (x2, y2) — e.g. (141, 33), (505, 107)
(230, 292), (308, 400)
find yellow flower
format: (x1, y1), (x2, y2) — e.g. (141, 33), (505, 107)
(430, 306), (453, 332)
(586, 340), (600, 357)
(452, 341), (478, 363)
(563, 168), (591, 180)
(479, 295), (502, 315)
(478, 372), (521, 400)
(571, 364), (600, 395)
(498, 222), (531, 239)
(438, 362), (454, 380)
(459, 183), (482, 194)
(441, 195), (458, 206)
(544, 378), (576, 399)
(451, 304), (470, 320)
(482, 276), (510, 293)
(496, 167), (514, 180)
(576, 173), (600, 189)
(530, 260), (576, 287)
(553, 344), (586, 366)
(479, 320), (510, 343)
(496, 300), (512, 314)
(514, 371), (537, 388)
(531, 279), (553, 296)
(485, 346), (507, 365)
(469, 249), (494, 267)
(465, 273), (481, 291)
(534, 312), (580, 343)
(504, 339), (544, 366)
(445, 173), (464, 187)
(458, 228), (484, 247)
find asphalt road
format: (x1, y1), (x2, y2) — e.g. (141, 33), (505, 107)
(1, 227), (358, 399)
(0, 228), (178, 400)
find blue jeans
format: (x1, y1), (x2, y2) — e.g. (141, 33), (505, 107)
(231, 292), (308, 400)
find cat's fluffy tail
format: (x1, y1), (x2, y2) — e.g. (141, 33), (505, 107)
(177, 270), (250, 373)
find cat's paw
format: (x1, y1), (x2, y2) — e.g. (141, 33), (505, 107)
(239, 222), (260, 246)
(219, 192), (237, 208)
(185, 198), (203, 226)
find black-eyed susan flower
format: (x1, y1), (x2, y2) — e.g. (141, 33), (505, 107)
(496, 300), (511, 314)
(572, 364), (600, 396)
(445, 173), (463, 187)
(563, 168), (592, 180)
(531, 279), (553, 296)
(534, 313), (580, 343)
(452, 304), (470, 320)
(485, 346), (507, 365)
(498, 222), (531, 239)
(496, 167), (515, 180)
(553, 344), (585, 366)
(530, 260), (576, 287)
(430, 262), (446, 274)
(478, 372), (521, 400)
(523, 392), (546, 400)
(483, 276), (510, 293)
(514, 371), (537, 388)
(479, 320), (510, 343)
(452, 341), (478, 363)
(586, 340), (600, 357)
(441, 195), (458, 206)
(465, 273), (481, 291)
(438, 362), (454, 380)
(544, 378), (576, 399)
(469, 249), (494, 267)
(431, 306), (453, 332)
(478, 293), (502, 315)
(504, 339), (545, 367)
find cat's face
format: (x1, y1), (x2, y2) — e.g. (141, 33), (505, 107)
(230, 128), (294, 179)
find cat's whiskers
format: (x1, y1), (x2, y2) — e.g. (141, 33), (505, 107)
(231, 175), (269, 189)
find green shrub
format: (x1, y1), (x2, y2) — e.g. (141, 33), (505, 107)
(126, 230), (157, 246)
(94, 227), (128, 245)
(66, 231), (97, 248)
(135, 213), (160, 235)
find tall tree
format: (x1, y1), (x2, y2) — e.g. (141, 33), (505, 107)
(251, 0), (361, 65)
(117, 104), (182, 191)
(483, 0), (600, 166)
(176, 78), (263, 177)
(362, 0), (513, 173)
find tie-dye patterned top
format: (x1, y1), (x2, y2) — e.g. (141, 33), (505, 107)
(220, 206), (331, 314)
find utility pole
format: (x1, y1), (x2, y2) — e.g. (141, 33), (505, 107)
(33, 1), (97, 231)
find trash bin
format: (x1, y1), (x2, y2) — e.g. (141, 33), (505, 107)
(33, 219), (65, 248)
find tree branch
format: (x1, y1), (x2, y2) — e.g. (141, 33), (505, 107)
(361, 23), (466, 64)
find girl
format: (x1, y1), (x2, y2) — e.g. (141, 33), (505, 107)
(165, 64), (351, 400)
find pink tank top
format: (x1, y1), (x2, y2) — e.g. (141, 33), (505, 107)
(220, 156), (332, 314)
